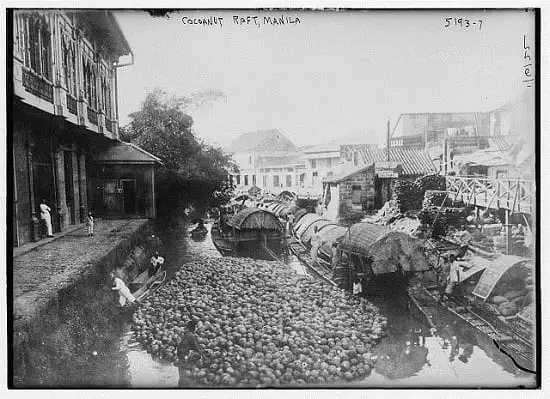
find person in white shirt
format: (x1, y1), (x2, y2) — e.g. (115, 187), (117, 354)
(149, 251), (165, 276)
(39, 199), (53, 237)
(86, 212), (94, 236)
(310, 226), (323, 264)
(111, 271), (136, 307)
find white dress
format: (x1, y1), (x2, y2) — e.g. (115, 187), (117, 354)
(40, 203), (53, 236)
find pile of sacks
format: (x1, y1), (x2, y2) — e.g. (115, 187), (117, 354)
(489, 274), (535, 317)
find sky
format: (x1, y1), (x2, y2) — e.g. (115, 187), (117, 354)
(114, 9), (535, 148)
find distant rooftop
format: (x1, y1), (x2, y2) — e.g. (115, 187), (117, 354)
(227, 129), (298, 153)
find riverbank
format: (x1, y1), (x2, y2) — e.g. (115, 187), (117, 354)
(12, 218), (152, 387)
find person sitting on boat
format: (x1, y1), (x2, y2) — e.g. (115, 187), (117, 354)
(111, 271), (136, 307)
(149, 251), (165, 277)
(177, 319), (203, 387)
(310, 226), (323, 265)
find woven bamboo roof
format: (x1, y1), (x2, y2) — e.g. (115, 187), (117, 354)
(227, 208), (283, 231)
(301, 220), (336, 243)
(339, 223), (431, 274)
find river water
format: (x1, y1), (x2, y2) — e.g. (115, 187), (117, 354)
(112, 218), (535, 388)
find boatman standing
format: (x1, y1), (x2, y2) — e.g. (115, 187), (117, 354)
(177, 319), (203, 387)
(310, 226), (323, 265)
(40, 199), (54, 237)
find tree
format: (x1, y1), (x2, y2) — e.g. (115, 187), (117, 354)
(120, 89), (237, 215)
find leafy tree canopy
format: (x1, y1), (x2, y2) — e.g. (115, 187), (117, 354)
(120, 89), (237, 213)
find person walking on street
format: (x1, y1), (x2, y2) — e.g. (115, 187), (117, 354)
(40, 199), (54, 237)
(177, 319), (203, 387)
(310, 226), (322, 265)
(86, 212), (94, 236)
(149, 251), (165, 277)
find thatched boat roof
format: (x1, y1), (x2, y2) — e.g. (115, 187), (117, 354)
(227, 208), (283, 231)
(301, 220), (337, 243)
(339, 223), (431, 274)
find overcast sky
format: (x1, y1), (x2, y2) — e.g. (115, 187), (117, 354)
(114, 9), (535, 148)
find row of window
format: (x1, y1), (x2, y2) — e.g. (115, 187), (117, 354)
(234, 174), (297, 188)
(15, 12), (115, 119)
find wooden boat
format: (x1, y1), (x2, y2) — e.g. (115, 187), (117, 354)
(190, 224), (208, 239)
(210, 208), (284, 257)
(130, 268), (167, 302)
(407, 255), (536, 373)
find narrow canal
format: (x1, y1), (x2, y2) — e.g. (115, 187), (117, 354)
(108, 217), (534, 388)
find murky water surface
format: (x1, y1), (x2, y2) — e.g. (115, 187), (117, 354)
(114, 219), (535, 388)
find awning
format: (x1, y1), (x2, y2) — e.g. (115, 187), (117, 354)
(89, 141), (162, 165)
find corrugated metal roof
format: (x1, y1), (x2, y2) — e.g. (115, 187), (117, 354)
(358, 148), (436, 176)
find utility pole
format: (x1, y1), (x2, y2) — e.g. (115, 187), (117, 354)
(387, 120), (391, 162)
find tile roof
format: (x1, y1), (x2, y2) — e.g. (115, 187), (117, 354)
(227, 129), (298, 153)
(358, 148), (436, 176)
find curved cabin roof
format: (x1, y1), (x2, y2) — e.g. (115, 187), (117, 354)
(294, 214), (324, 237)
(301, 219), (336, 243)
(472, 256), (531, 301)
(227, 208), (283, 231)
(293, 209), (309, 223)
(319, 226), (349, 256)
(339, 223), (431, 274)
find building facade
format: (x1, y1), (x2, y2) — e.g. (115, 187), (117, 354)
(227, 129), (305, 196)
(11, 10), (159, 247)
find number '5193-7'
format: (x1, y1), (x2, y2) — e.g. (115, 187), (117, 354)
(445, 17), (483, 30)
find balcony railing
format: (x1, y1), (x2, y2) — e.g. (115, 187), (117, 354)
(87, 107), (98, 125)
(22, 68), (53, 103)
(446, 175), (534, 214)
(66, 94), (77, 115)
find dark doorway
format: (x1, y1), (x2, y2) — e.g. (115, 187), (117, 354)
(103, 180), (121, 214)
(34, 163), (58, 234)
(64, 151), (75, 224)
(122, 179), (136, 215)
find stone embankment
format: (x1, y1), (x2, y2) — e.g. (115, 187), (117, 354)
(12, 219), (153, 387)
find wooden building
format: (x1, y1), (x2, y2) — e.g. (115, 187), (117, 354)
(88, 142), (161, 218)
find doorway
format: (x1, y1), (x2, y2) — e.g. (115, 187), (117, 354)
(121, 179), (136, 215)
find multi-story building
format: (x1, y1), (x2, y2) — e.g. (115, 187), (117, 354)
(11, 10), (160, 247)
(227, 129), (305, 196)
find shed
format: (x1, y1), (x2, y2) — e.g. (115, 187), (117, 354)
(339, 222), (431, 275)
(88, 141), (161, 219)
(227, 208), (283, 231)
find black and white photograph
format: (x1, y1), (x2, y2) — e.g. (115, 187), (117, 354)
(4, 2), (544, 393)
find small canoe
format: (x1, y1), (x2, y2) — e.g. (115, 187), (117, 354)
(131, 268), (166, 302)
